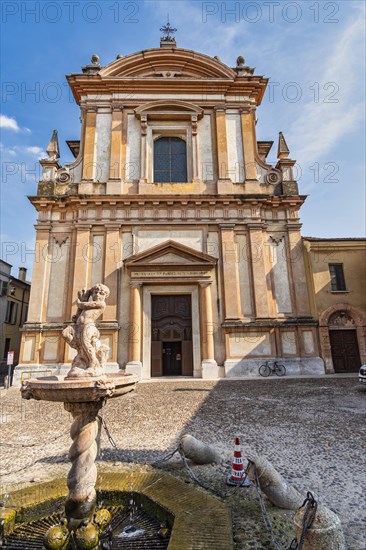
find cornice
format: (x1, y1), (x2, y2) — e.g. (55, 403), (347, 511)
(28, 194), (306, 208)
(29, 194), (306, 228)
(67, 76), (268, 106)
(304, 239), (366, 251)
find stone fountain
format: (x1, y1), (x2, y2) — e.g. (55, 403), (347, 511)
(21, 284), (138, 549)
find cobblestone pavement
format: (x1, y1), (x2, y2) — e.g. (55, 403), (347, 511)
(0, 376), (365, 549)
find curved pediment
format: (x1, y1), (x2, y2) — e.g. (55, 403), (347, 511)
(134, 100), (203, 119)
(99, 48), (236, 80)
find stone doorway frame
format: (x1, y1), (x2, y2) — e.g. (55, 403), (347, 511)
(319, 303), (366, 373)
(142, 285), (201, 379)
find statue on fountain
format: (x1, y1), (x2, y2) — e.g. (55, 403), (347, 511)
(63, 284), (110, 379)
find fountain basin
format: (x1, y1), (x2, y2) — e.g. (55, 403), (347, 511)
(0, 467), (234, 549)
(21, 373), (138, 403)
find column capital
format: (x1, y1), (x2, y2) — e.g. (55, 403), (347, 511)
(220, 223), (236, 230)
(105, 224), (121, 231)
(130, 281), (142, 288)
(80, 105), (98, 113)
(239, 106), (256, 114)
(111, 104), (124, 112)
(97, 106), (112, 114)
(199, 281), (212, 288)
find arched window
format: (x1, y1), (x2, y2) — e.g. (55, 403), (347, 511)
(154, 137), (187, 183)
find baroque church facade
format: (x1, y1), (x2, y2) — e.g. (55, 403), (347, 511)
(16, 36), (326, 381)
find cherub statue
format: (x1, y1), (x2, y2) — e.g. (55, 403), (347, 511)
(62, 284), (110, 378)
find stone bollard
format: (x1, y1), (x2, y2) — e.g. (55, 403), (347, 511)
(246, 453), (303, 510)
(179, 434), (221, 464)
(294, 504), (346, 550)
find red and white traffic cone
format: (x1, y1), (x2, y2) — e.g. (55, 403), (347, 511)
(227, 437), (251, 486)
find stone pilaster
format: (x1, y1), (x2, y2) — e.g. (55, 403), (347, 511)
(287, 227), (312, 317)
(191, 115), (199, 181)
(139, 115), (147, 183)
(71, 227), (91, 310)
(221, 226), (242, 321)
(240, 108), (257, 181)
(248, 225), (270, 318)
(104, 227), (120, 321)
(81, 108), (97, 181)
(215, 106), (229, 182)
(27, 228), (50, 322)
(107, 107), (123, 194)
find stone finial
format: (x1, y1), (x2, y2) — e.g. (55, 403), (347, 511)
(234, 55), (254, 76)
(277, 131), (290, 159)
(82, 54), (101, 74)
(46, 129), (60, 160)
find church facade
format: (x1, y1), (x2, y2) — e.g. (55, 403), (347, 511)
(16, 37), (325, 382)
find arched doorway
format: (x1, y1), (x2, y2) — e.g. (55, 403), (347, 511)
(319, 304), (366, 373)
(328, 312), (360, 373)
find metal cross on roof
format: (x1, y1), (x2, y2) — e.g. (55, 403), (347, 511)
(160, 18), (177, 40)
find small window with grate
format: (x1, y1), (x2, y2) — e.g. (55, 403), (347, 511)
(154, 137), (187, 183)
(329, 264), (346, 291)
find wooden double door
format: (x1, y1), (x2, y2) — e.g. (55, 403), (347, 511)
(329, 329), (361, 373)
(151, 295), (193, 377)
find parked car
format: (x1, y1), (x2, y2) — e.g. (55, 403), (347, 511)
(359, 365), (366, 384)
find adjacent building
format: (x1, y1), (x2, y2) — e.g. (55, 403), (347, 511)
(0, 261), (30, 372)
(303, 238), (366, 373)
(15, 36), (364, 382)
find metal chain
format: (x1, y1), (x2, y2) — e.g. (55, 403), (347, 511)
(98, 415), (118, 449)
(251, 462), (284, 550)
(178, 447), (224, 497)
(1, 458), (42, 477)
(99, 415), (251, 498)
(151, 447), (180, 465)
(1, 431), (70, 476)
(98, 414), (180, 466)
(181, 448), (254, 498)
(0, 430), (69, 448)
(297, 492), (318, 550)
(98, 418), (317, 550)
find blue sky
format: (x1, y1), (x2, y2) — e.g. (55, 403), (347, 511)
(1, 0), (365, 276)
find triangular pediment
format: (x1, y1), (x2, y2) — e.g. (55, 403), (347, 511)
(125, 240), (217, 268)
(148, 252), (193, 265)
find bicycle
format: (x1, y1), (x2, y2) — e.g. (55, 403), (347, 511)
(259, 360), (286, 377)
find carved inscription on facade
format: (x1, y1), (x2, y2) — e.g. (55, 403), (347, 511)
(131, 270), (210, 278)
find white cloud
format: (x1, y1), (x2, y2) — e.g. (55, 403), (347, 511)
(0, 114), (19, 132)
(286, 9), (365, 182)
(26, 146), (46, 158)
(0, 142), (17, 157)
(0, 143), (46, 161)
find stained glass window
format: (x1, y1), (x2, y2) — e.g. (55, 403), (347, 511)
(154, 137), (187, 182)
